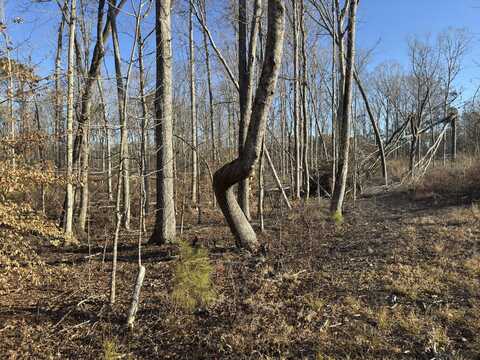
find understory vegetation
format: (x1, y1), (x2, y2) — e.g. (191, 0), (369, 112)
(1, 160), (479, 359)
(1, 0), (480, 359)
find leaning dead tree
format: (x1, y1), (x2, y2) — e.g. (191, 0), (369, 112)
(363, 111), (457, 180)
(213, 0), (285, 252)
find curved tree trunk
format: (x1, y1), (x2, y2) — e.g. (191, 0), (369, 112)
(214, 0), (285, 252)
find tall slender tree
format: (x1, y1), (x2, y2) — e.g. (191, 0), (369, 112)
(330, 0), (358, 218)
(150, 0), (176, 244)
(64, 0), (77, 238)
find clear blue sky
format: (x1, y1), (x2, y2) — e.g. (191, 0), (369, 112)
(356, 0), (480, 100)
(3, 0), (480, 100)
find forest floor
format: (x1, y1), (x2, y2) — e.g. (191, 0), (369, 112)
(1, 186), (479, 359)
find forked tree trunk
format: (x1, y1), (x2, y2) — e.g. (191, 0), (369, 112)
(60, 0), (126, 228)
(150, 0), (176, 244)
(213, 0), (285, 252)
(330, 0), (358, 217)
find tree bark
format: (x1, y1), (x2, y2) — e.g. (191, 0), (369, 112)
(189, 2), (198, 205)
(300, 0), (309, 199)
(109, 0), (133, 229)
(150, 0), (176, 244)
(54, 2), (67, 170)
(60, 0), (126, 227)
(330, 0), (358, 217)
(138, 30), (150, 214)
(238, 0), (262, 219)
(213, 0), (285, 252)
(200, 0), (216, 165)
(292, 0), (301, 199)
(64, 0), (76, 238)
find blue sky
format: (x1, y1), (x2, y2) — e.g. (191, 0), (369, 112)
(356, 0), (480, 100)
(2, 0), (480, 100)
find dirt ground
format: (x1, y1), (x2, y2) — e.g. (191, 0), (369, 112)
(1, 188), (479, 359)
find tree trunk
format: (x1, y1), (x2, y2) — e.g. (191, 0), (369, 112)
(138, 30), (150, 214)
(200, 0), (216, 165)
(451, 117), (457, 162)
(110, 0), (131, 229)
(330, 0), (358, 217)
(150, 0), (176, 244)
(292, 0), (301, 199)
(300, 0), (309, 199)
(213, 0), (285, 252)
(98, 79), (113, 202)
(54, 3), (66, 169)
(64, 0), (76, 238)
(238, 0), (262, 220)
(258, 140), (265, 232)
(189, 2), (198, 205)
(60, 0), (126, 227)
(78, 123), (90, 232)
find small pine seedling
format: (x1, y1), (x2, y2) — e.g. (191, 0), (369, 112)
(331, 210), (344, 225)
(172, 240), (216, 311)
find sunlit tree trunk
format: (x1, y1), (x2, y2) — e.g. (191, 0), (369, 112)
(292, 0), (301, 199)
(54, 2), (66, 169)
(138, 30), (150, 215)
(150, 0), (176, 244)
(64, 0), (76, 238)
(189, 2), (198, 205)
(214, 0), (285, 251)
(110, 0), (131, 229)
(330, 0), (358, 217)
(300, 0), (309, 199)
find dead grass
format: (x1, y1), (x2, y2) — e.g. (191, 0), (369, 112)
(1, 182), (480, 359)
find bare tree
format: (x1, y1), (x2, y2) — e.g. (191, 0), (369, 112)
(438, 28), (469, 163)
(238, 0), (262, 219)
(150, 0), (176, 244)
(330, 0), (358, 217)
(64, 0), (76, 238)
(189, 1), (198, 205)
(213, 0), (285, 251)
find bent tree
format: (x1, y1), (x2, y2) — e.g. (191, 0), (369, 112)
(213, 0), (285, 252)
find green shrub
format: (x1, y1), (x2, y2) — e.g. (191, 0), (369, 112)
(103, 338), (120, 360)
(172, 240), (216, 311)
(331, 210), (344, 225)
